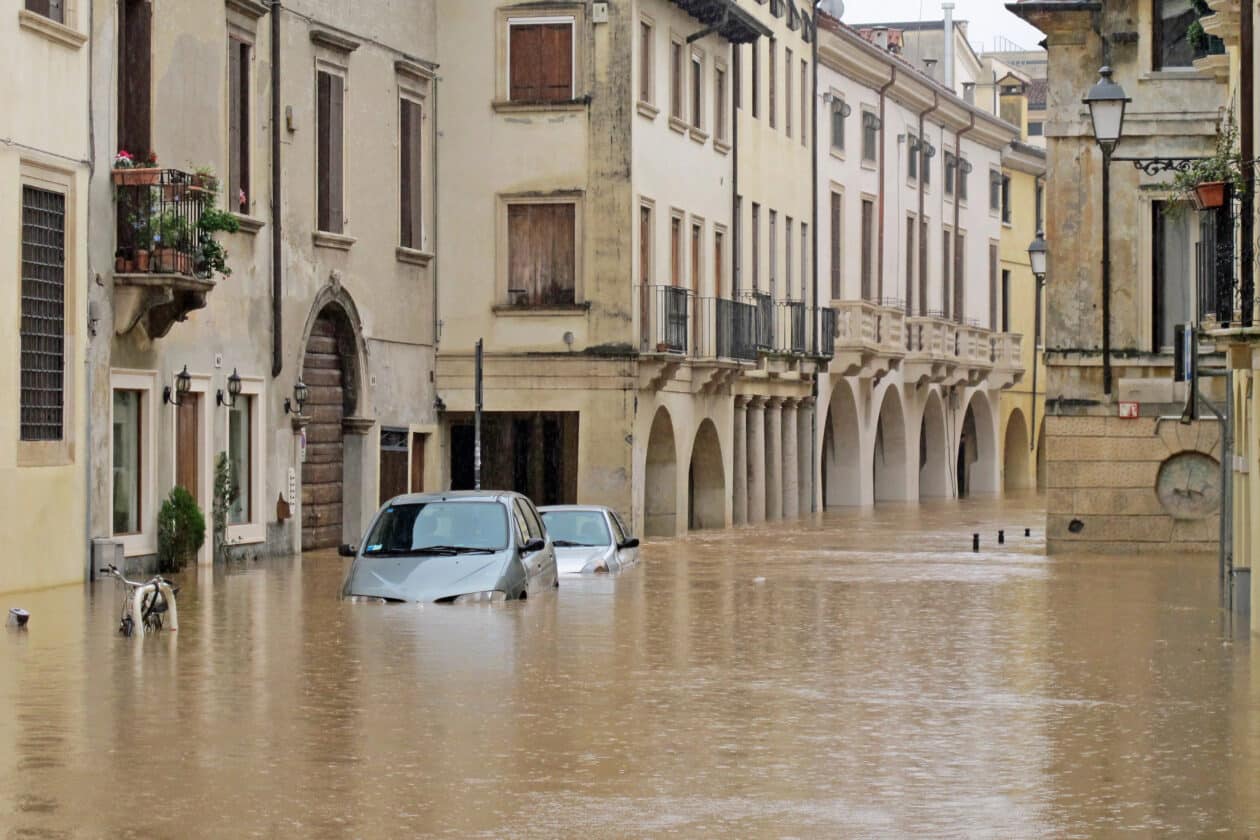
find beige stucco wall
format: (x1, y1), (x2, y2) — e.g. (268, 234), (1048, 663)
(0, 7), (91, 592)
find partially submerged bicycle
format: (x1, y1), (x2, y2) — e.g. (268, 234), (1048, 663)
(99, 564), (179, 636)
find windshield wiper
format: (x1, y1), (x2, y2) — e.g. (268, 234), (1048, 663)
(552, 539), (599, 548)
(412, 545), (497, 555)
(361, 548), (417, 557)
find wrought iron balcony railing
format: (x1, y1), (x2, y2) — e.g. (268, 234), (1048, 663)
(642, 284), (691, 354)
(114, 168), (207, 276)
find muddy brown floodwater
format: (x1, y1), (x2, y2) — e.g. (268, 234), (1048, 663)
(2, 495), (1258, 838)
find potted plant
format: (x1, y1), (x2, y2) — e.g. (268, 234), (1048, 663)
(152, 211), (193, 274)
(191, 164), (218, 194)
(194, 206), (242, 278)
(112, 150), (160, 186)
(1168, 105), (1245, 212)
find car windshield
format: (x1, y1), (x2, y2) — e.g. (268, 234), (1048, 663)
(362, 501), (509, 554)
(541, 510), (611, 547)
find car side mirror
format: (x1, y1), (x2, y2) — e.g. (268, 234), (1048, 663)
(338, 544), (358, 558)
(618, 537), (640, 550)
(520, 537), (546, 554)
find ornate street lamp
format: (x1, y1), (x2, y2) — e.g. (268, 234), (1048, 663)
(284, 378), (309, 415)
(217, 368), (242, 407)
(1027, 231), (1048, 282)
(163, 365), (192, 406)
(1027, 231), (1049, 454)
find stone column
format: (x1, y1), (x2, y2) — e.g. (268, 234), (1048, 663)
(798, 397), (815, 514)
(782, 399), (799, 519)
(746, 397), (767, 524)
(733, 397), (748, 525)
(765, 398), (783, 521)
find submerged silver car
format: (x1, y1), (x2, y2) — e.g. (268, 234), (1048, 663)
(340, 491), (558, 603)
(538, 505), (639, 574)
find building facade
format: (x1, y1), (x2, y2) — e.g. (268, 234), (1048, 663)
(86, 0), (440, 573)
(2, 1), (91, 592)
(1014, 0), (1229, 554)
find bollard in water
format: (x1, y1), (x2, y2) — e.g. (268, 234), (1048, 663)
(972, 533), (980, 552)
(998, 530), (1005, 545)
(1025, 527), (1031, 537)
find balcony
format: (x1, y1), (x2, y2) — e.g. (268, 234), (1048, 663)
(641, 286), (759, 391)
(1197, 200), (1260, 340)
(112, 168), (215, 339)
(828, 299), (905, 379)
(951, 322), (996, 386)
(990, 332), (1025, 389)
(903, 315), (957, 385)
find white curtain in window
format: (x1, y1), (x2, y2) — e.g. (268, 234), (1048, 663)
(229, 396), (252, 525)
(112, 391), (141, 535)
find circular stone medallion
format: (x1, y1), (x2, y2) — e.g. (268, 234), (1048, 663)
(1155, 451), (1221, 520)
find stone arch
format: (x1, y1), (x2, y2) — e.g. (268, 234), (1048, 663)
(957, 390), (999, 497)
(1035, 416), (1047, 492)
(299, 287), (369, 550)
(873, 386), (909, 502)
(1003, 408), (1032, 491)
(644, 406), (679, 538)
(918, 389), (950, 498)
(823, 379), (862, 506)
(688, 419), (725, 531)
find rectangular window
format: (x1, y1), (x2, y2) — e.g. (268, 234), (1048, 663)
(228, 38), (250, 214)
(959, 160), (969, 201)
(989, 243), (1000, 330)
(509, 20), (573, 101)
(1001, 269), (1011, 333)
(908, 136), (918, 180)
(751, 41), (760, 119)
(639, 20), (653, 103)
(942, 230), (952, 319)
(954, 232), (966, 320)
(734, 194), (742, 291)
(830, 191), (842, 300)
(399, 97), (424, 249)
(691, 221), (702, 292)
(860, 199), (874, 302)
(1154, 0), (1195, 70)
(944, 152), (955, 196)
(714, 65), (727, 141)
(862, 112), (878, 163)
(25, 0), (65, 23)
(769, 210), (778, 295)
(906, 215), (916, 312)
(733, 47), (742, 111)
(691, 52), (703, 128)
(1035, 181), (1045, 233)
(20, 186), (66, 442)
(922, 144), (931, 185)
(714, 229), (725, 298)
(1001, 174), (1012, 224)
(316, 69), (345, 233)
(752, 202), (761, 290)
(801, 59), (808, 148)
(671, 214), (682, 287)
(228, 394), (254, 525)
(112, 390), (142, 535)
(1028, 121), (1044, 137)
(768, 37), (777, 129)
(1153, 200), (1193, 350)
(801, 222), (808, 300)
(640, 204), (652, 287)
(919, 218), (929, 315)
(785, 47), (793, 137)
(671, 39), (684, 119)
(508, 203), (576, 304)
(989, 171), (1002, 213)
(830, 98), (846, 151)
(786, 217), (794, 297)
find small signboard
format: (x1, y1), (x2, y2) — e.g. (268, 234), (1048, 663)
(1118, 401), (1140, 419)
(299, 428), (308, 463)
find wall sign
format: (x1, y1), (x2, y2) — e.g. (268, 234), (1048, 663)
(1118, 401), (1139, 419)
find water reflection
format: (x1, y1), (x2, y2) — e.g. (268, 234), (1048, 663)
(0, 496), (1256, 837)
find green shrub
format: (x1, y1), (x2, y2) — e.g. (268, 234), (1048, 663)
(212, 453), (240, 564)
(156, 486), (206, 573)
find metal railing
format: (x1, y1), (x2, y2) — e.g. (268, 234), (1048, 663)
(772, 300), (808, 355)
(740, 290), (774, 350)
(643, 285), (690, 354)
(114, 168), (206, 276)
(818, 307), (837, 358)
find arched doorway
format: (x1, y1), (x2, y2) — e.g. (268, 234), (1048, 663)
(957, 390), (998, 497)
(919, 389), (950, 498)
(1035, 417), (1047, 492)
(688, 419), (725, 530)
(644, 407), (678, 538)
(301, 304), (360, 549)
(1003, 408), (1032, 491)
(823, 380), (862, 506)
(873, 386), (908, 502)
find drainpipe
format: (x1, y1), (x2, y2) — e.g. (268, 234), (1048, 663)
(1241, 0), (1254, 327)
(952, 112), (976, 320)
(810, 13), (819, 512)
(85, 0), (97, 581)
(876, 67), (897, 301)
(433, 73), (441, 352)
(915, 90), (941, 316)
(270, 0), (283, 377)
(1030, 174), (1043, 452)
(733, 43), (740, 298)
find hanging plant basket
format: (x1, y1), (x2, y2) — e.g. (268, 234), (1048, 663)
(1193, 180), (1227, 210)
(112, 167), (161, 186)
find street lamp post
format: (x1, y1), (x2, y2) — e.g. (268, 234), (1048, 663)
(1028, 231), (1048, 451)
(1082, 66), (1130, 397)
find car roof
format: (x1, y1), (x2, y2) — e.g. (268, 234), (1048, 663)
(382, 490), (527, 506)
(538, 505), (611, 514)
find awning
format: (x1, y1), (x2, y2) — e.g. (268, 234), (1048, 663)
(669, 0), (774, 44)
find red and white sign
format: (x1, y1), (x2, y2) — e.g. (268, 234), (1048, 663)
(1118, 401), (1140, 419)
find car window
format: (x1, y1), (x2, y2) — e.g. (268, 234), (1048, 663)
(510, 500), (531, 542)
(608, 512), (625, 544)
(362, 501), (509, 553)
(521, 498), (545, 540)
(612, 511), (632, 541)
(540, 510), (611, 546)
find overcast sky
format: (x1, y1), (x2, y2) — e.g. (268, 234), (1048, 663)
(843, 0), (1046, 54)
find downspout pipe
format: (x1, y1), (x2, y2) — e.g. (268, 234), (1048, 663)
(1241, 0), (1254, 327)
(876, 67), (897, 301)
(733, 43), (740, 298)
(915, 90), (941, 316)
(1030, 173), (1044, 452)
(810, 11), (819, 512)
(952, 112), (976, 321)
(270, 0), (283, 377)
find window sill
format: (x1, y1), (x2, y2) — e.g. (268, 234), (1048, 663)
(860, 159), (878, 171)
(18, 9), (87, 49)
(829, 147), (846, 162)
(232, 213), (265, 235)
(492, 302), (590, 316)
(226, 523), (266, 546)
(492, 98), (588, 114)
(668, 115), (689, 134)
(1138, 69), (1215, 82)
(688, 127), (709, 144)
(637, 100), (660, 120)
(714, 139), (731, 156)
(396, 246), (433, 267)
(312, 230), (356, 251)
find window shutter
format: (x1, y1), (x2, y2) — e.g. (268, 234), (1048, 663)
(830, 193), (841, 300)
(942, 233), (951, 319)
(989, 243), (999, 330)
(953, 233), (965, 321)
(228, 41), (242, 210)
(510, 25), (541, 100)
(329, 73), (344, 233)
(508, 204), (575, 305)
(542, 24), (573, 101)
(399, 99), (423, 249)
(317, 71), (331, 230)
(400, 100), (413, 248)
(237, 41), (251, 212)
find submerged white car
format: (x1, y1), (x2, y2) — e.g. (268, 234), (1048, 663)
(538, 505), (639, 574)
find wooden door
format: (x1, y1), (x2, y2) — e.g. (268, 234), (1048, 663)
(175, 393), (200, 504)
(302, 316), (345, 549)
(379, 428), (408, 503)
(410, 432), (426, 493)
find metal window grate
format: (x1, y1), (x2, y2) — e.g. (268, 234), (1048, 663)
(21, 186), (66, 442)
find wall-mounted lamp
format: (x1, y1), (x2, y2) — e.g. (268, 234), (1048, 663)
(863, 113), (881, 131)
(923, 141), (937, 159)
(959, 159), (974, 175)
(163, 365), (192, 406)
(284, 378), (309, 415)
(217, 368), (242, 408)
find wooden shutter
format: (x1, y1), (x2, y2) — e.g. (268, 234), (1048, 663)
(860, 200), (872, 302)
(919, 219), (928, 315)
(508, 204), (575, 304)
(671, 42), (682, 118)
(228, 39), (250, 213)
(640, 206), (652, 286)
(715, 231), (724, 299)
(671, 217), (681, 287)
(691, 223), (701, 292)
(400, 98), (423, 248)
(785, 47), (793, 137)
(989, 243), (999, 330)
(640, 22), (651, 101)
(510, 25), (541, 100)
(768, 38), (776, 128)
(329, 74), (344, 233)
(953, 233), (965, 321)
(830, 193), (841, 299)
(942, 232), (952, 319)
(512, 23), (571, 102)
(317, 71), (331, 230)
(541, 24), (573, 101)
(905, 217), (915, 313)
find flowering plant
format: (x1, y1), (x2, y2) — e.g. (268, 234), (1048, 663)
(113, 150), (135, 169)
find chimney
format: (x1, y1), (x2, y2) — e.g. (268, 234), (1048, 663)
(923, 57), (938, 77)
(942, 2), (956, 93)
(872, 27), (889, 52)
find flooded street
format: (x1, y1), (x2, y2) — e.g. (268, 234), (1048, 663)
(3, 495), (1258, 838)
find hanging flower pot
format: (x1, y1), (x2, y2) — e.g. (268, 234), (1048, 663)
(1193, 180), (1227, 210)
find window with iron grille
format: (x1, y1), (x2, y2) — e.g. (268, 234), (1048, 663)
(20, 186), (66, 442)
